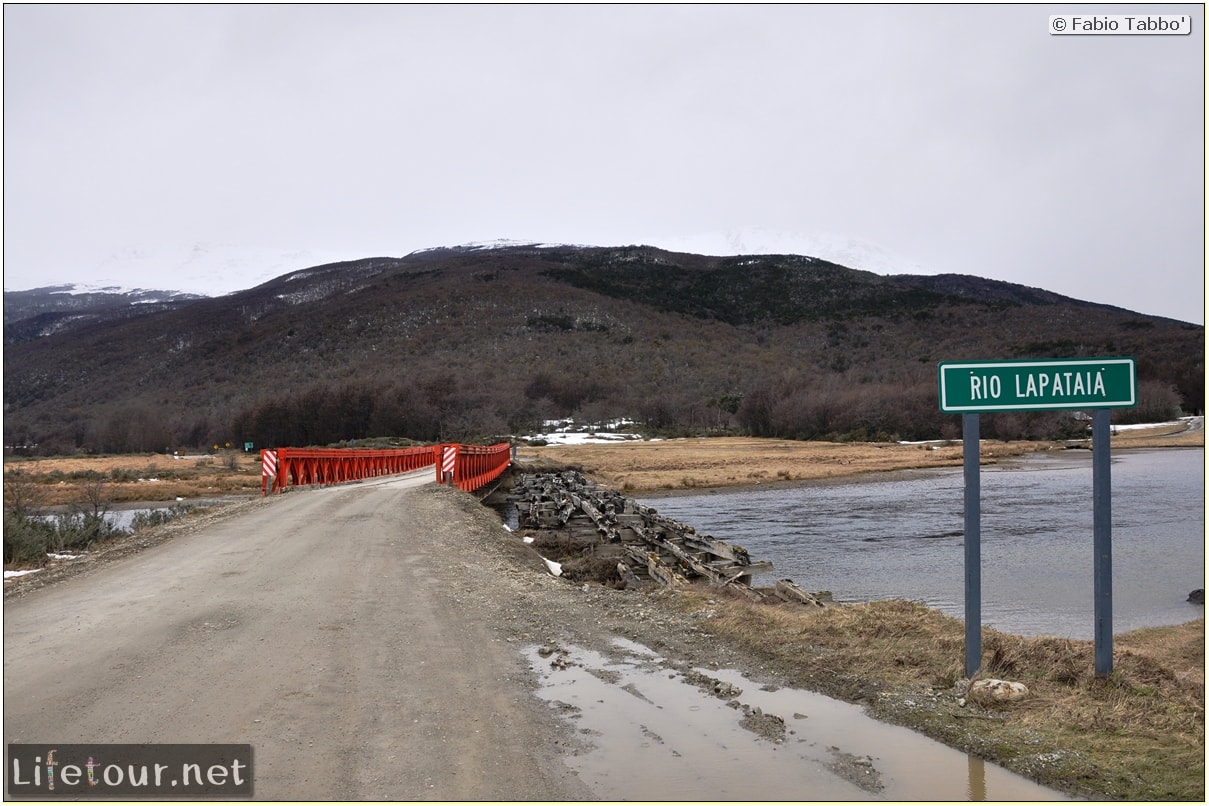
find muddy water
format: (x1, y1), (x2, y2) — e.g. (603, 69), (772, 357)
(526, 638), (1070, 801)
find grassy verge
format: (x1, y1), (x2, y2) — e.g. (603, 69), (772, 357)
(664, 589), (1204, 801)
(4, 504), (196, 567)
(3, 451), (263, 507)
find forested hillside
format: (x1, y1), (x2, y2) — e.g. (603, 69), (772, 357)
(3, 245), (1202, 454)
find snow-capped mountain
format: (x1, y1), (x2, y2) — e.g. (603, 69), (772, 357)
(5, 230), (930, 302)
(644, 227), (931, 276)
(409, 231), (933, 278)
(2, 283), (211, 345)
(408, 239), (592, 255)
(5, 242), (366, 299)
(8, 282), (206, 304)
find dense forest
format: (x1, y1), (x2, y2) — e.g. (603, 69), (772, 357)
(4, 245), (1202, 454)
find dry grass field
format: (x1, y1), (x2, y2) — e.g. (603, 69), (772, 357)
(3, 450), (264, 507)
(519, 436), (1035, 492)
(518, 421), (1203, 493)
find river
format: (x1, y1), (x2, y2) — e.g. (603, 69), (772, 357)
(640, 447), (1204, 638)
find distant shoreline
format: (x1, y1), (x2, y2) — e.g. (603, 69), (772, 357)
(520, 420), (1204, 496)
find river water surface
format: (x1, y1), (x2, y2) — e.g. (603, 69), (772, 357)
(641, 447), (1204, 638)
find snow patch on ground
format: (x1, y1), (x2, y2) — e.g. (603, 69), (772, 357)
(1113, 418), (1193, 431)
(520, 418), (651, 445)
(898, 417), (1200, 447)
(6, 551), (89, 578)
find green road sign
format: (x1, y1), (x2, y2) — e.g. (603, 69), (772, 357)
(938, 357), (1136, 413)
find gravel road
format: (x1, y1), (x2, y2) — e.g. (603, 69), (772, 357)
(4, 473), (1069, 801)
(4, 474), (594, 799)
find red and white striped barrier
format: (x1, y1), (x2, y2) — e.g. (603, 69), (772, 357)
(260, 450), (278, 495)
(441, 444), (458, 482)
(262, 450), (278, 478)
(440, 442), (511, 492)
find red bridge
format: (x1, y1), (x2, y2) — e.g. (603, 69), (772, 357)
(260, 443), (511, 495)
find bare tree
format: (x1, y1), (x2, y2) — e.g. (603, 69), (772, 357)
(78, 476), (112, 519)
(4, 470), (46, 519)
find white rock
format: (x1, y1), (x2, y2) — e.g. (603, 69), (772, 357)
(969, 678), (1029, 701)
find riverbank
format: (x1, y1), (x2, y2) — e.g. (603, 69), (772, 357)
(518, 419), (1204, 494)
(509, 424), (1204, 800)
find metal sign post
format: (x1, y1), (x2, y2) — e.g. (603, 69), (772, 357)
(938, 357), (1136, 678)
(1092, 409), (1113, 676)
(963, 412), (981, 678)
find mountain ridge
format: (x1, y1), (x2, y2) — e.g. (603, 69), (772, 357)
(3, 244), (1202, 454)
(3, 285), (208, 345)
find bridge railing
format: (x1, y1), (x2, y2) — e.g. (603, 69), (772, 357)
(261, 442), (511, 495)
(436, 442), (513, 492)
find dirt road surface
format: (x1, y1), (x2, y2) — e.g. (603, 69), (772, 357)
(5, 471), (1068, 800)
(3, 472), (588, 800)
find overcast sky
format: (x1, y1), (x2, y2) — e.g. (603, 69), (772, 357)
(4, 4), (1204, 323)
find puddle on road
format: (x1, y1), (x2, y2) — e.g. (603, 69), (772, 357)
(525, 638), (1071, 801)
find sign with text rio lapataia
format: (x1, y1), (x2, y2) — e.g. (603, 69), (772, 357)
(938, 354), (1137, 679)
(937, 357), (1136, 413)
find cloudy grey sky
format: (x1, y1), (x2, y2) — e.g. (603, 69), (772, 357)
(4, 4), (1205, 323)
